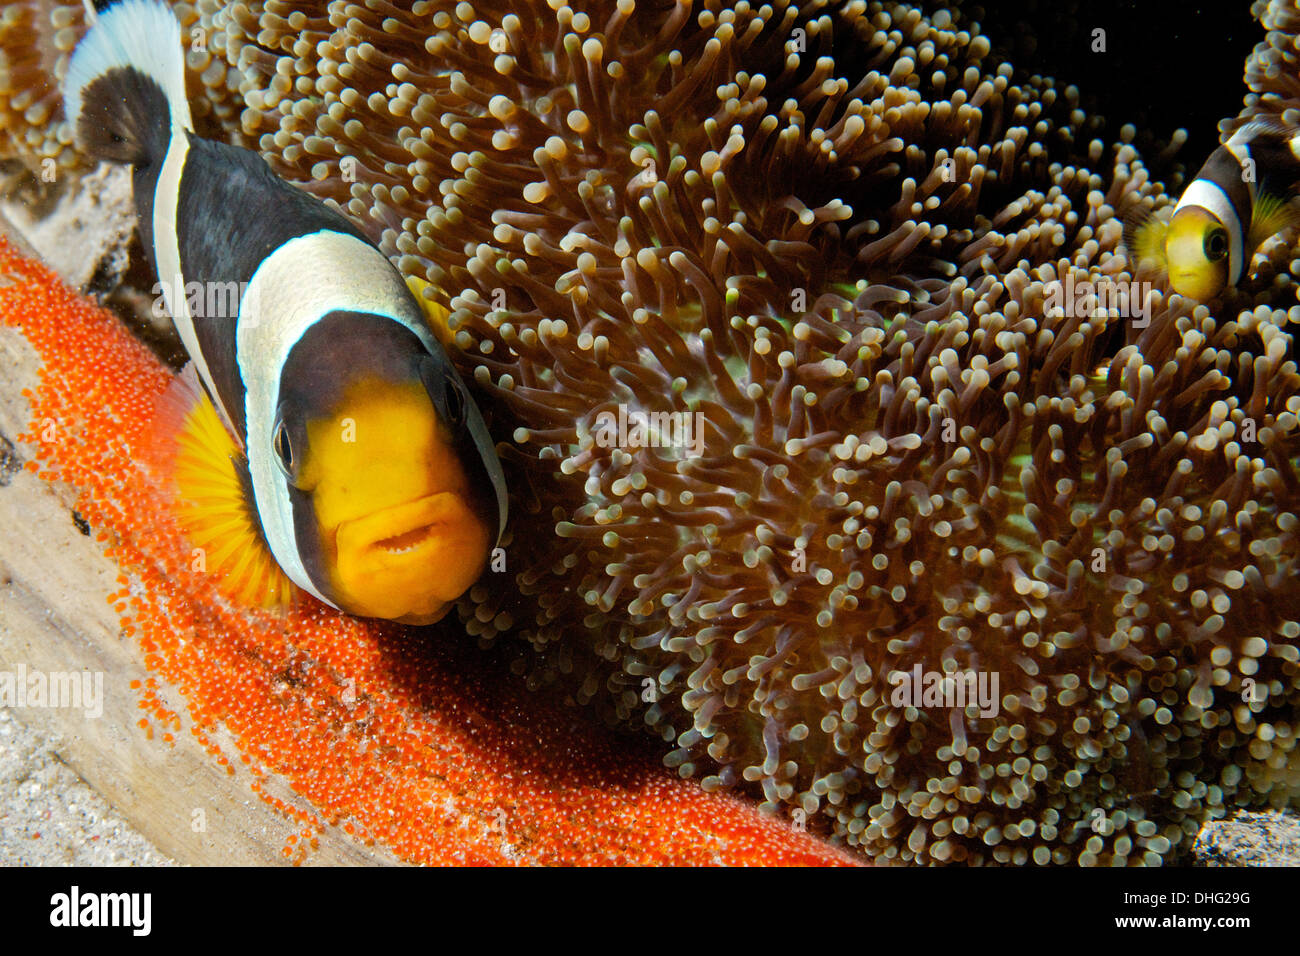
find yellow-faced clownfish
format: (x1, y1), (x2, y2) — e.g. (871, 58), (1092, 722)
(1126, 119), (1300, 302)
(64, 0), (508, 624)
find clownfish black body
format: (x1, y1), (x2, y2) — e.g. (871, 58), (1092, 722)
(65, 0), (507, 623)
(1126, 119), (1300, 301)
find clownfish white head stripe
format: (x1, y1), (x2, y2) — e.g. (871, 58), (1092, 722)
(1171, 178), (1244, 288)
(65, 0), (508, 624)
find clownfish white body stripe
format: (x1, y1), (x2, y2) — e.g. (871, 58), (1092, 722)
(65, 0), (508, 624)
(1126, 118), (1300, 302)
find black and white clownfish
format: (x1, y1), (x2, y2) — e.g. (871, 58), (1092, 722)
(65, 0), (508, 624)
(1126, 119), (1300, 302)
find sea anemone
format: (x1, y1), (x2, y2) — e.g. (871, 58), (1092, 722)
(2, 0), (1298, 865)
(0, 0), (80, 169)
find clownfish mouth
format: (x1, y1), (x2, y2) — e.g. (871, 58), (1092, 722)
(331, 492), (492, 623)
(1168, 269), (1220, 301)
(340, 492), (480, 558)
(374, 523), (439, 555)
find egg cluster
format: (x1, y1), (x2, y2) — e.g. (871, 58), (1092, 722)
(2, 0), (1299, 864)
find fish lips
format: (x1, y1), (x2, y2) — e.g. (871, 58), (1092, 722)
(331, 491), (490, 622)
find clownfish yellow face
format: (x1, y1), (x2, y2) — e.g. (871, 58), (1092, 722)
(284, 375), (492, 624)
(1164, 206), (1230, 302)
(160, 309), (506, 626)
(265, 313), (502, 625)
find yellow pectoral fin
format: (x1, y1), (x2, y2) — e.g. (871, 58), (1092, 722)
(405, 274), (455, 349)
(165, 384), (295, 611)
(1123, 207), (1170, 270)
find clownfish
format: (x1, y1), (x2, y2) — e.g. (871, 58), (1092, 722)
(1125, 119), (1300, 301)
(64, 0), (507, 624)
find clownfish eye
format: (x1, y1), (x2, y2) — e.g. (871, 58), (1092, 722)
(273, 420), (295, 478)
(1204, 228), (1229, 262)
(440, 379), (465, 430)
(418, 355), (468, 433)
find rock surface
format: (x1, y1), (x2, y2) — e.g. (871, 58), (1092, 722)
(1192, 810), (1300, 867)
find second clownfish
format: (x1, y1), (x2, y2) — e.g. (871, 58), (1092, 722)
(1126, 118), (1300, 301)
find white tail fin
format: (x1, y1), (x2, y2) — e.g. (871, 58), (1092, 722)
(64, 0), (193, 164)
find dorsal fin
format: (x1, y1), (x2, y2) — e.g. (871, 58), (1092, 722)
(1228, 115), (1297, 146)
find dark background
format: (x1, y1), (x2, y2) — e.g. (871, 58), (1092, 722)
(947, 0), (1259, 175)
